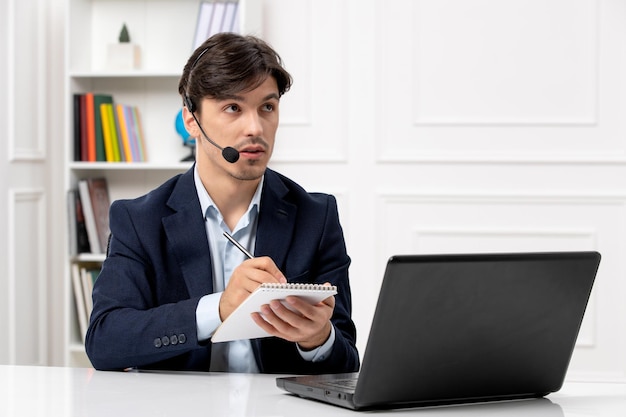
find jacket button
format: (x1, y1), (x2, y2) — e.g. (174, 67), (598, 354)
(161, 336), (170, 346)
(178, 333), (186, 344)
(170, 334), (178, 345)
(154, 338), (162, 348)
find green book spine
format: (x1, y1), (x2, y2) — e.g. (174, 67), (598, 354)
(93, 94), (114, 162)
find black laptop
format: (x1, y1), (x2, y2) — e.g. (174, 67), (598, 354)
(276, 251), (601, 410)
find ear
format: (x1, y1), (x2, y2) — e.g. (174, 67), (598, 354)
(182, 106), (200, 137)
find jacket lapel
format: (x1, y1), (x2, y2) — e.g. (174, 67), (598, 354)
(162, 167), (214, 298)
(254, 170), (296, 271)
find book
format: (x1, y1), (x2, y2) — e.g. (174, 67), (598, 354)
(72, 263), (100, 342)
(88, 178), (111, 253)
(211, 283), (338, 342)
(84, 93), (96, 161)
(100, 103), (115, 162)
(93, 94), (114, 161)
(71, 264), (88, 342)
(112, 103), (127, 162)
(78, 179), (100, 254)
(81, 266), (99, 318)
(74, 190), (91, 254)
(100, 103), (121, 162)
(67, 191), (77, 256)
(78, 177), (111, 254)
(79, 94), (88, 161)
(72, 94), (82, 161)
(222, 2), (238, 32)
(208, 1), (227, 38)
(193, 1), (215, 50)
(231, 1), (240, 33)
(130, 106), (147, 161)
(67, 189), (91, 255)
(115, 104), (133, 161)
(123, 105), (141, 161)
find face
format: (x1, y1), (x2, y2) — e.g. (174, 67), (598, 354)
(185, 77), (280, 182)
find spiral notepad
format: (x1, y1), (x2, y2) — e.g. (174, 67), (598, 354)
(211, 283), (337, 343)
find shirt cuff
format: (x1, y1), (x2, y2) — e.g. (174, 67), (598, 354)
(296, 324), (336, 362)
(196, 292), (223, 341)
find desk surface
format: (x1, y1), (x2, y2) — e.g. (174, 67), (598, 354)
(1, 365), (625, 416)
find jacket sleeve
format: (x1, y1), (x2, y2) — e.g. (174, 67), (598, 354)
(255, 194), (360, 374)
(85, 199), (210, 371)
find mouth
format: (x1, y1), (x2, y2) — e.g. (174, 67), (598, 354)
(238, 144), (266, 159)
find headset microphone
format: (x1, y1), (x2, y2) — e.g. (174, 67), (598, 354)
(184, 95), (240, 164)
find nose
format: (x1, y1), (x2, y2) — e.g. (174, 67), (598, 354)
(243, 112), (263, 137)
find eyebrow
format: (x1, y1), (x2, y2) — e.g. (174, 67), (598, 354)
(219, 93), (280, 103)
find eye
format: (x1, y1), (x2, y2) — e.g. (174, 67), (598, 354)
(224, 104), (240, 113)
(261, 103), (275, 112)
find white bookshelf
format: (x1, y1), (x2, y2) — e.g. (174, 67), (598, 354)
(63, 0), (261, 366)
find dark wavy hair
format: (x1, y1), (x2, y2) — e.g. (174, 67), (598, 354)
(178, 33), (293, 112)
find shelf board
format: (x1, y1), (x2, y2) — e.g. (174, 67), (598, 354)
(69, 161), (193, 171)
(69, 342), (86, 353)
(69, 70), (182, 79)
(72, 253), (106, 263)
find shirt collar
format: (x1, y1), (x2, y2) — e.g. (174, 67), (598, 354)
(194, 165), (264, 224)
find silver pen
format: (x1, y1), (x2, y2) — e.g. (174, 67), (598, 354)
(223, 231), (254, 259)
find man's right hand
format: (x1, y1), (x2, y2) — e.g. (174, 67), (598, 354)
(219, 256), (286, 321)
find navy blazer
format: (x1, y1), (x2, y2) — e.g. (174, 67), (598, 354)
(85, 167), (360, 373)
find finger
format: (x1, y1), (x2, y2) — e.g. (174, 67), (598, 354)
(243, 257), (286, 283)
(267, 300), (327, 337)
(284, 295), (335, 320)
(250, 311), (283, 336)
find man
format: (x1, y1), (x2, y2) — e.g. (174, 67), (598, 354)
(85, 33), (360, 374)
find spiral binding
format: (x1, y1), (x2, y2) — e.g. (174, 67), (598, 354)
(260, 283), (337, 291)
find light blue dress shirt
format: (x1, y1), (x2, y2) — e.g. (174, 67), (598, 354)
(193, 167), (335, 372)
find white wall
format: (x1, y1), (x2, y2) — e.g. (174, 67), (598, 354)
(2, 0), (624, 379)
(262, 0), (626, 381)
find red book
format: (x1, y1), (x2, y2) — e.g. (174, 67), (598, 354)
(85, 92), (96, 162)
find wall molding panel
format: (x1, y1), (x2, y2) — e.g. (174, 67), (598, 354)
(375, 0), (626, 163)
(8, 0), (47, 162)
(8, 189), (47, 365)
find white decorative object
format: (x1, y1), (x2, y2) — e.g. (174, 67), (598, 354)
(106, 23), (141, 70)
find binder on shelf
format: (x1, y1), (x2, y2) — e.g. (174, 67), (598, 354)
(222, 2), (238, 33)
(193, 1), (215, 50)
(208, 2), (227, 38)
(193, 1), (241, 51)
(211, 283), (337, 342)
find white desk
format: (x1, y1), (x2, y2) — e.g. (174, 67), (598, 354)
(1, 365), (625, 416)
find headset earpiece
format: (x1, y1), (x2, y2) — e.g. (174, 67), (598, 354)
(184, 47), (209, 115)
(184, 94), (196, 113)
